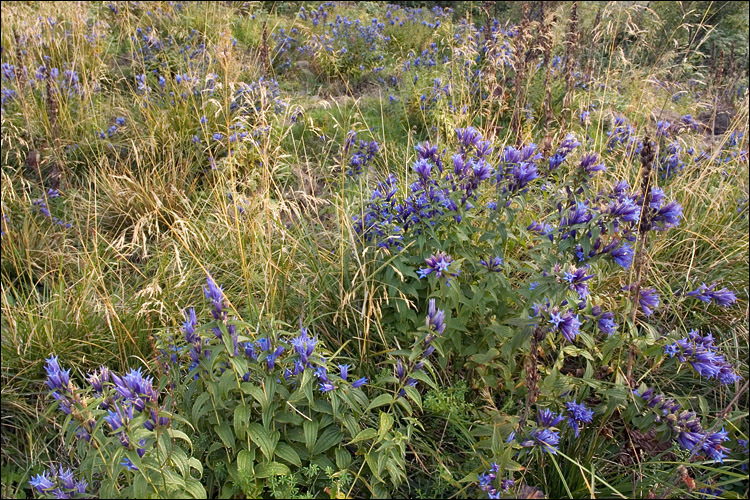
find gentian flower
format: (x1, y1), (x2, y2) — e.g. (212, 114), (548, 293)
(480, 256), (503, 272)
(610, 243), (634, 269)
(638, 288), (660, 316)
(566, 401), (594, 437)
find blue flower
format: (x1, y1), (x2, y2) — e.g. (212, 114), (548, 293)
(319, 381), (336, 393)
(418, 251), (458, 282)
(638, 288), (660, 316)
(566, 401), (594, 437)
(597, 312), (618, 335)
(29, 471), (56, 493)
(610, 243), (633, 269)
(686, 282), (737, 307)
(425, 299), (446, 336)
(338, 364), (350, 381)
(528, 427), (560, 454)
(537, 408), (565, 428)
(480, 256), (503, 272)
(352, 377), (368, 388)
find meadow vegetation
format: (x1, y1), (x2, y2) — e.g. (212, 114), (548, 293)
(1, 1), (748, 498)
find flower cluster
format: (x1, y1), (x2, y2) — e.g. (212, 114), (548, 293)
(29, 466), (88, 498)
(477, 462), (514, 499)
(418, 250), (460, 284)
(635, 387), (732, 462)
(686, 282), (738, 307)
(664, 330), (742, 385)
(522, 409), (565, 455)
(344, 131), (379, 176)
(566, 401), (594, 437)
(394, 299), (447, 396)
(31, 189), (73, 228)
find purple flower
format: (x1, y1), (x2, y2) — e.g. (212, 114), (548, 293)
(563, 266), (594, 298)
(651, 200), (682, 230)
(418, 251), (458, 282)
(338, 364), (350, 381)
(183, 308), (199, 343)
(561, 202), (592, 226)
(203, 273), (226, 321)
(686, 282), (737, 307)
(111, 367), (157, 408)
(528, 221), (554, 242)
(550, 309), (582, 342)
(121, 457), (139, 471)
(667, 331), (741, 384)
(608, 196), (640, 223)
(528, 427), (560, 454)
(649, 187), (665, 209)
(29, 471), (56, 493)
(610, 243), (633, 269)
(413, 158), (432, 184)
(456, 126), (482, 149)
(580, 153), (606, 175)
(639, 288), (660, 316)
(352, 377), (368, 388)
(566, 401), (594, 437)
(319, 381), (336, 393)
(425, 298), (447, 336)
(44, 355), (72, 393)
(507, 162), (538, 192)
(538, 408), (565, 428)
(290, 327), (317, 365)
(480, 256), (503, 272)
(597, 312), (618, 335)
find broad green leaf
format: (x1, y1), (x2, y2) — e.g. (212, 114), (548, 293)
(313, 426), (343, 455)
(348, 428), (377, 445)
(248, 423), (279, 460)
(191, 392), (211, 425)
(403, 386), (422, 410)
(303, 419), (319, 454)
(378, 412), (394, 439)
(213, 422), (234, 450)
(184, 479), (207, 499)
(242, 383), (266, 407)
(237, 449), (255, 475)
(255, 461), (290, 478)
(335, 446), (352, 469)
(168, 429), (194, 454)
(366, 394), (393, 412)
(234, 404), (250, 440)
(274, 441), (302, 467)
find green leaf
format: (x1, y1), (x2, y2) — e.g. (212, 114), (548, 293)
(335, 446), (352, 469)
(191, 392), (211, 425)
(188, 457), (203, 476)
(274, 441), (302, 467)
(313, 426), (343, 455)
(303, 419), (319, 454)
(242, 382), (266, 407)
(366, 393), (393, 412)
(348, 428), (377, 445)
(234, 404), (250, 440)
(168, 429), (194, 454)
(237, 449), (255, 475)
(184, 479), (207, 499)
(214, 422), (235, 451)
(263, 375), (277, 410)
(248, 423), (279, 461)
(378, 412), (394, 440)
(403, 386), (422, 410)
(255, 461), (290, 478)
